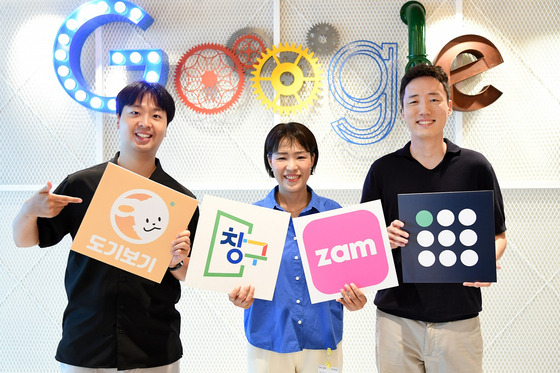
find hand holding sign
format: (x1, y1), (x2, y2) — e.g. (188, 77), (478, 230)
(293, 200), (398, 304)
(398, 190), (496, 283)
(186, 195), (290, 301)
(336, 283), (368, 311)
(71, 163), (198, 283)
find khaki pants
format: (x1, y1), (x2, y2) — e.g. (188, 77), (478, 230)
(60, 361), (180, 373)
(376, 309), (483, 373)
(247, 341), (343, 373)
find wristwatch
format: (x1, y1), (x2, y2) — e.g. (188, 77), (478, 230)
(168, 261), (183, 271)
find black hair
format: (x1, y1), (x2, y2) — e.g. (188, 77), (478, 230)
(264, 122), (319, 178)
(115, 81), (176, 125)
(399, 64), (451, 107)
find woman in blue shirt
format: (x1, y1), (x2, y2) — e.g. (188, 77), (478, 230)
(229, 122), (367, 373)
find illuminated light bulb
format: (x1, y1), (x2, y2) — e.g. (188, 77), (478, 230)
(96, 1), (109, 14)
(90, 97), (102, 108)
(75, 90), (87, 101)
(107, 99), (117, 111)
(58, 34), (70, 46)
(129, 8), (143, 22)
(66, 18), (78, 31)
(57, 65), (70, 77)
(130, 52), (142, 64)
(111, 52), (125, 64)
(145, 71), (159, 82)
(54, 50), (67, 61)
(114, 1), (126, 13)
(147, 51), (160, 64)
(77, 4), (97, 24)
(64, 79), (76, 90)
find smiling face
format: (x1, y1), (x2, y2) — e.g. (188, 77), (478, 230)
(117, 93), (168, 159)
(134, 207), (166, 241)
(267, 138), (315, 198)
(401, 76), (453, 143)
(111, 190), (169, 244)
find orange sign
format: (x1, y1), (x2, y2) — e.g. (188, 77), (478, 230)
(71, 162), (199, 283)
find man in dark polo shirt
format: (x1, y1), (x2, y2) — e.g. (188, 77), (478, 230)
(361, 64), (507, 372)
(12, 81), (199, 372)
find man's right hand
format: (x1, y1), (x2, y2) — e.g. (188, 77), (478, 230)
(28, 182), (83, 218)
(12, 182), (82, 247)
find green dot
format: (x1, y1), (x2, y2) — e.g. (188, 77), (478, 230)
(170, 201), (175, 207)
(416, 210), (433, 227)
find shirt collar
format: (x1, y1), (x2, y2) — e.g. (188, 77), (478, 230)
(263, 185), (320, 215)
(109, 152), (163, 180)
(396, 138), (461, 159)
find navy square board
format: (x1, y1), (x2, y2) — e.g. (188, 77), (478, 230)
(398, 190), (496, 283)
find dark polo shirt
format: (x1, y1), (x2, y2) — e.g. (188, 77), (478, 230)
(361, 139), (506, 322)
(37, 153), (199, 369)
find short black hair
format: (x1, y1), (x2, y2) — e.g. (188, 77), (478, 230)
(399, 64), (451, 107)
(264, 122), (319, 178)
(115, 81), (176, 125)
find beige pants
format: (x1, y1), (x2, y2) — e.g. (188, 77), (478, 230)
(376, 309), (483, 373)
(247, 341), (343, 373)
(60, 361), (180, 373)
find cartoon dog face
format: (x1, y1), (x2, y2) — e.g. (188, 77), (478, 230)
(110, 190), (170, 244)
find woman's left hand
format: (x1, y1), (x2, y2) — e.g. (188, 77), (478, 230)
(337, 283), (367, 311)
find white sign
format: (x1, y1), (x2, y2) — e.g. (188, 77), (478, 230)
(186, 195), (290, 300)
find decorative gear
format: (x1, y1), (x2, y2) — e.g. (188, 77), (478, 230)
(306, 22), (341, 56)
(227, 27), (272, 50)
(231, 33), (267, 73)
(250, 43), (323, 115)
(174, 43), (244, 114)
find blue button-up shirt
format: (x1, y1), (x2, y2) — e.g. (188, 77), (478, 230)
(244, 186), (344, 353)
